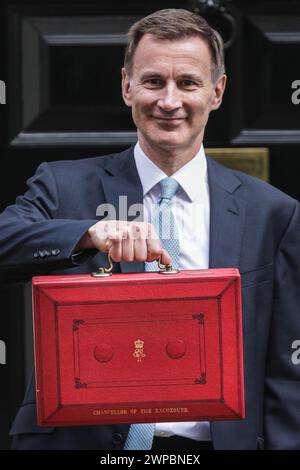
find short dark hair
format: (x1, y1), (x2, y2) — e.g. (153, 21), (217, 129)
(124, 8), (225, 83)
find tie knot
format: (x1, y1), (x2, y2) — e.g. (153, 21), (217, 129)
(159, 177), (179, 203)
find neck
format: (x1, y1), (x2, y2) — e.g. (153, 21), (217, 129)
(138, 135), (203, 176)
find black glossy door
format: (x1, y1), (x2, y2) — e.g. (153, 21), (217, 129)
(1, 0), (300, 449)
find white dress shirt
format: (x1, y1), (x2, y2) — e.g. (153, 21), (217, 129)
(134, 142), (211, 441)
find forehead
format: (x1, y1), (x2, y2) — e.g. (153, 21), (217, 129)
(132, 33), (213, 76)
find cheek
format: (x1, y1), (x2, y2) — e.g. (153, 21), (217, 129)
(131, 96), (156, 123)
(134, 87), (168, 112)
(192, 98), (213, 119)
(130, 104), (150, 131)
(192, 89), (213, 109)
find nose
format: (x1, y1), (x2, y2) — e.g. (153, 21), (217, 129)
(157, 83), (182, 112)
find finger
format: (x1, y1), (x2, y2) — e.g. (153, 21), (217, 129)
(121, 227), (135, 262)
(146, 224), (163, 261)
(133, 225), (148, 262)
(160, 248), (172, 266)
(90, 220), (122, 252)
(107, 234), (122, 262)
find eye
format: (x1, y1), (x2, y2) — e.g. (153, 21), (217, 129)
(180, 79), (197, 89)
(143, 78), (163, 88)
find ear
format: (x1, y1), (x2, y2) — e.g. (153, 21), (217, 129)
(121, 67), (132, 107)
(210, 74), (227, 111)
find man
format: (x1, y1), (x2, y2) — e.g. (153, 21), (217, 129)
(1, 9), (300, 450)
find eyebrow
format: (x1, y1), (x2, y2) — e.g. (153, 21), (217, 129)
(179, 73), (204, 83)
(139, 72), (162, 81)
(139, 71), (204, 83)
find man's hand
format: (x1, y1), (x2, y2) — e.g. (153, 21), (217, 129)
(75, 220), (171, 265)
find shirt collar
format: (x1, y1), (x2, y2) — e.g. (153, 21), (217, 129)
(134, 141), (207, 202)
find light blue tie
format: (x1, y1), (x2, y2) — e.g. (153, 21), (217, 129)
(123, 178), (180, 451)
(123, 422), (155, 450)
(145, 177), (180, 271)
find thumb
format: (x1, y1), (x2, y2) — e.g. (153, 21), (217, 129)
(160, 248), (172, 266)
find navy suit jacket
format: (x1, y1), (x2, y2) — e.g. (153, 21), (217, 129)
(1, 146), (300, 450)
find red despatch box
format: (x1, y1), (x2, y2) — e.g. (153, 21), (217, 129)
(32, 268), (245, 427)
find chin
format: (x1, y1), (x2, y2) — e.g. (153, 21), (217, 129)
(148, 132), (186, 148)
(139, 126), (191, 152)
(156, 136), (188, 149)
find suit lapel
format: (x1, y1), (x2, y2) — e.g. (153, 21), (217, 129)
(101, 146), (145, 273)
(206, 155), (249, 448)
(207, 155), (247, 269)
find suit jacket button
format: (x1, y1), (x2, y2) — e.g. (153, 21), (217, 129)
(45, 250), (51, 257)
(51, 249), (60, 256)
(34, 252), (39, 258)
(39, 250), (47, 258)
(112, 433), (124, 448)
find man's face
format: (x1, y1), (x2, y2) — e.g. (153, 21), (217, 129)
(122, 33), (226, 156)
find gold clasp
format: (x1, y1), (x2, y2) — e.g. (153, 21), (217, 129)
(157, 257), (179, 275)
(91, 255), (113, 277)
(91, 255), (179, 277)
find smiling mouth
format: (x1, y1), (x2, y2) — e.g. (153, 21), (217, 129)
(152, 116), (185, 121)
(153, 116), (185, 125)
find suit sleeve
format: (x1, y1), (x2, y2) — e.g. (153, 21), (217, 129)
(264, 200), (300, 449)
(0, 162), (98, 283)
